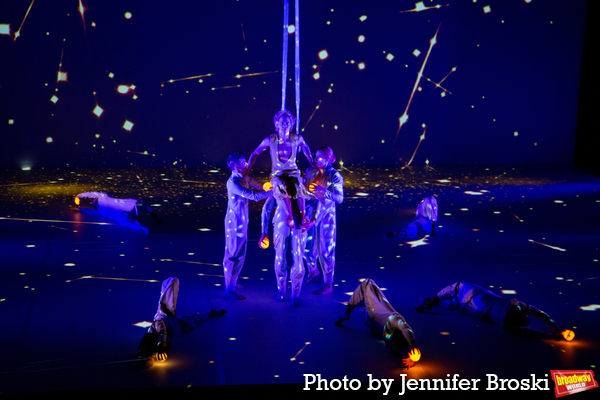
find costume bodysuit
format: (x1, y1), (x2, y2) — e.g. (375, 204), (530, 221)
(268, 133), (310, 200)
(75, 191), (145, 231)
(303, 165), (344, 284)
(223, 172), (272, 293)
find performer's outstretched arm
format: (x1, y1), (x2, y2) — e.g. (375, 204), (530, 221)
(247, 137), (271, 174)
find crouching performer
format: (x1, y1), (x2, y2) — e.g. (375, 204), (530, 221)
(335, 279), (421, 369)
(223, 152), (273, 300)
(137, 277), (227, 367)
(415, 281), (574, 341)
(385, 196), (438, 239)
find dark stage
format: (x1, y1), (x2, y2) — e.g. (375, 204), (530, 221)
(1, 164), (599, 396)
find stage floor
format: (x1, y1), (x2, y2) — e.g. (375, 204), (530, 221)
(1, 164), (599, 396)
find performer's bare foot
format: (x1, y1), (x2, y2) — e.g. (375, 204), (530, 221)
(414, 296), (432, 311)
(273, 292), (285, 302)
(313, 283), (332, 295)
(335, 313), (350, 327)
(293, 297), (303, 307)
(208, 309), (228, 318)
(384, 231), (399, 239)
(224, 291), (246, 300)
(304, 269), (319, 284)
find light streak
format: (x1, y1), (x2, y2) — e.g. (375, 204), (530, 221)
(241, 23), (247, 51)
(160, 259), (221, 266)
(580, 304), (600, 311)
(406, 237), (429, 248)
(338, 160), (353, 173)
(301, 100), (322, 132)
(0, 217), (112, 225)
(211, 85), (241, 90)
(197, 273), (225, 278)
(161, 73), (215, 86)
(290, 342), (311, 362)
(424, 66), (457, 94)
(395, 24), (441, 146)
(66, 275), (159, 283)
(399, 2), (449, 13)
(402, 125), (427, 168)
(126, 150), (155, 157)
(51, 225), (77, 233)
(234, 71), (278, 79)
(528, 239), (567, 252)
(78, 0), (88, 35)
(13, 0), (35, 42)
(510, 212), (523, 222)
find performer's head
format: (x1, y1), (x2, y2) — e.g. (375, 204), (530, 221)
(227, 152), (247, 173)
(273, 109), (296, 134)
(315, 146), (336, 169)
(385, 331), (411, 356)
(137, 332), (160, 358)
(504, 301), (531, 329)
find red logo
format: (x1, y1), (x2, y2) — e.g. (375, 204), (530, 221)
(551, 370), (598, 397)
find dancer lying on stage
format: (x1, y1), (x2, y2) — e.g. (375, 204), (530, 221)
(247, 109), (314, 229)
(223, 152), (273, 300)
(415, 281), (574, 341)
(303, 146), (344, 295)
(385, 196), (438, 239)
(74, 191), (162, 233)
(335, 279), (421, 369)
(137, 277), (227, 367)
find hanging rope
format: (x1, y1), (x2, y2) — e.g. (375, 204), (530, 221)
(280, 0), (300, 134)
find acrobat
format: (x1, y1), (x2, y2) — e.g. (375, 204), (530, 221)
(335, 279), (421, 369)
(385, 196), (438, 239)
(74, 191), (161, 233)
(415, 281), (574, 341)
(247, 109), (314, 228)
(137, 277), (227, 367)
(303, 146), (344, 295)
(223, 152), (273, 300)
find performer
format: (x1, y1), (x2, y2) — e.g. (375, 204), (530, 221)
(303, 147), (344, 295)
(247, 109), (314, 229)
(74, 191), (161, 233)
(223, 152), (273, 300)
(335, 279), (421, 369)
(137, 277), (227, 365)
(415, 281), (573, 340)
(385, 196), (438, 238)
(259, 196), (277, 249)
(271, 198), (316, 307)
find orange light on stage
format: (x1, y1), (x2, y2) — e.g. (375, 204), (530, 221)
(156, 352), (167, 363)
(561, 329), (575, 342)
(408, 348), (421, 362)
(74, 197), (80, 206)
(263, 182), (273, 191)
(260, 236), (270, 249)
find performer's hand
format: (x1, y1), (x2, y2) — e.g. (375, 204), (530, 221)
(301, 218), (316, 232)
(402, 357), (416, 369)
(309, 183), (325, 194)
(259, 233), (270, 249)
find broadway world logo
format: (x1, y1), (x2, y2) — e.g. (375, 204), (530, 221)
(551, 370), (598, 397)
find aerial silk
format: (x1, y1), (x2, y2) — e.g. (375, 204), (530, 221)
(281, 0), (300, 133)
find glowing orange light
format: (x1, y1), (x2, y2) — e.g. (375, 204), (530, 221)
(74, 197), (80, 206)
(263, 182), (273, 191)
(156, 352), (167, 362)
(259, 236), (270, 249)
(561, 329), (575, 341)
(408, 348), (421, 362)
(309, 183), (317, 193)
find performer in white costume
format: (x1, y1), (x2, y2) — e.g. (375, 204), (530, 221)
(385, 196), (438, 238)
(303, 147), (344, 295)
(137, 277), (227, 364)
(247, 109), (314, 228)
(415, 281), (573, 340)
(74, 191), (161, 233)
(335, 279), (421, 369)
(223, 152), (272, 300)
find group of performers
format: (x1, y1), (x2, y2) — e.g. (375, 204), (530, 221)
(73, 110), (574, 370)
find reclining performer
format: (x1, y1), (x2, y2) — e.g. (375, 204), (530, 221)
(74, 191), (162, 233)
(223, 152), (273, 300)
(335, 279), (421, 369)
(415, 281), (574, 341)
(385, 196), (438, 238)
(247, 109), (314, 229)
(303, 146), (344, 295)
(137, 277), (227, 366)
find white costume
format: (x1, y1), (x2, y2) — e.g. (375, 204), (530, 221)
(303, 165), (344, 285)
(272, 198), (307, 302)
(402, 196), (438, 236)
(75, 191), (146, 231)
(350, 279), (416, 345)
(223, 172), (272, 294)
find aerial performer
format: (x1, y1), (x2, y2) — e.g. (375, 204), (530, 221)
(223, 152), (273, 300)
(303, 146), (344, 295)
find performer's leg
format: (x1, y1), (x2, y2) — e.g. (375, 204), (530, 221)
(273, 223), (290, 301)
(313, 212), (336, 295)
(303, 223), (319, 283)
(177, 309), (228, 331)
(290, 228), (307, 306)
(154, 277), (179, 320)
(223, 216), (247, 300)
